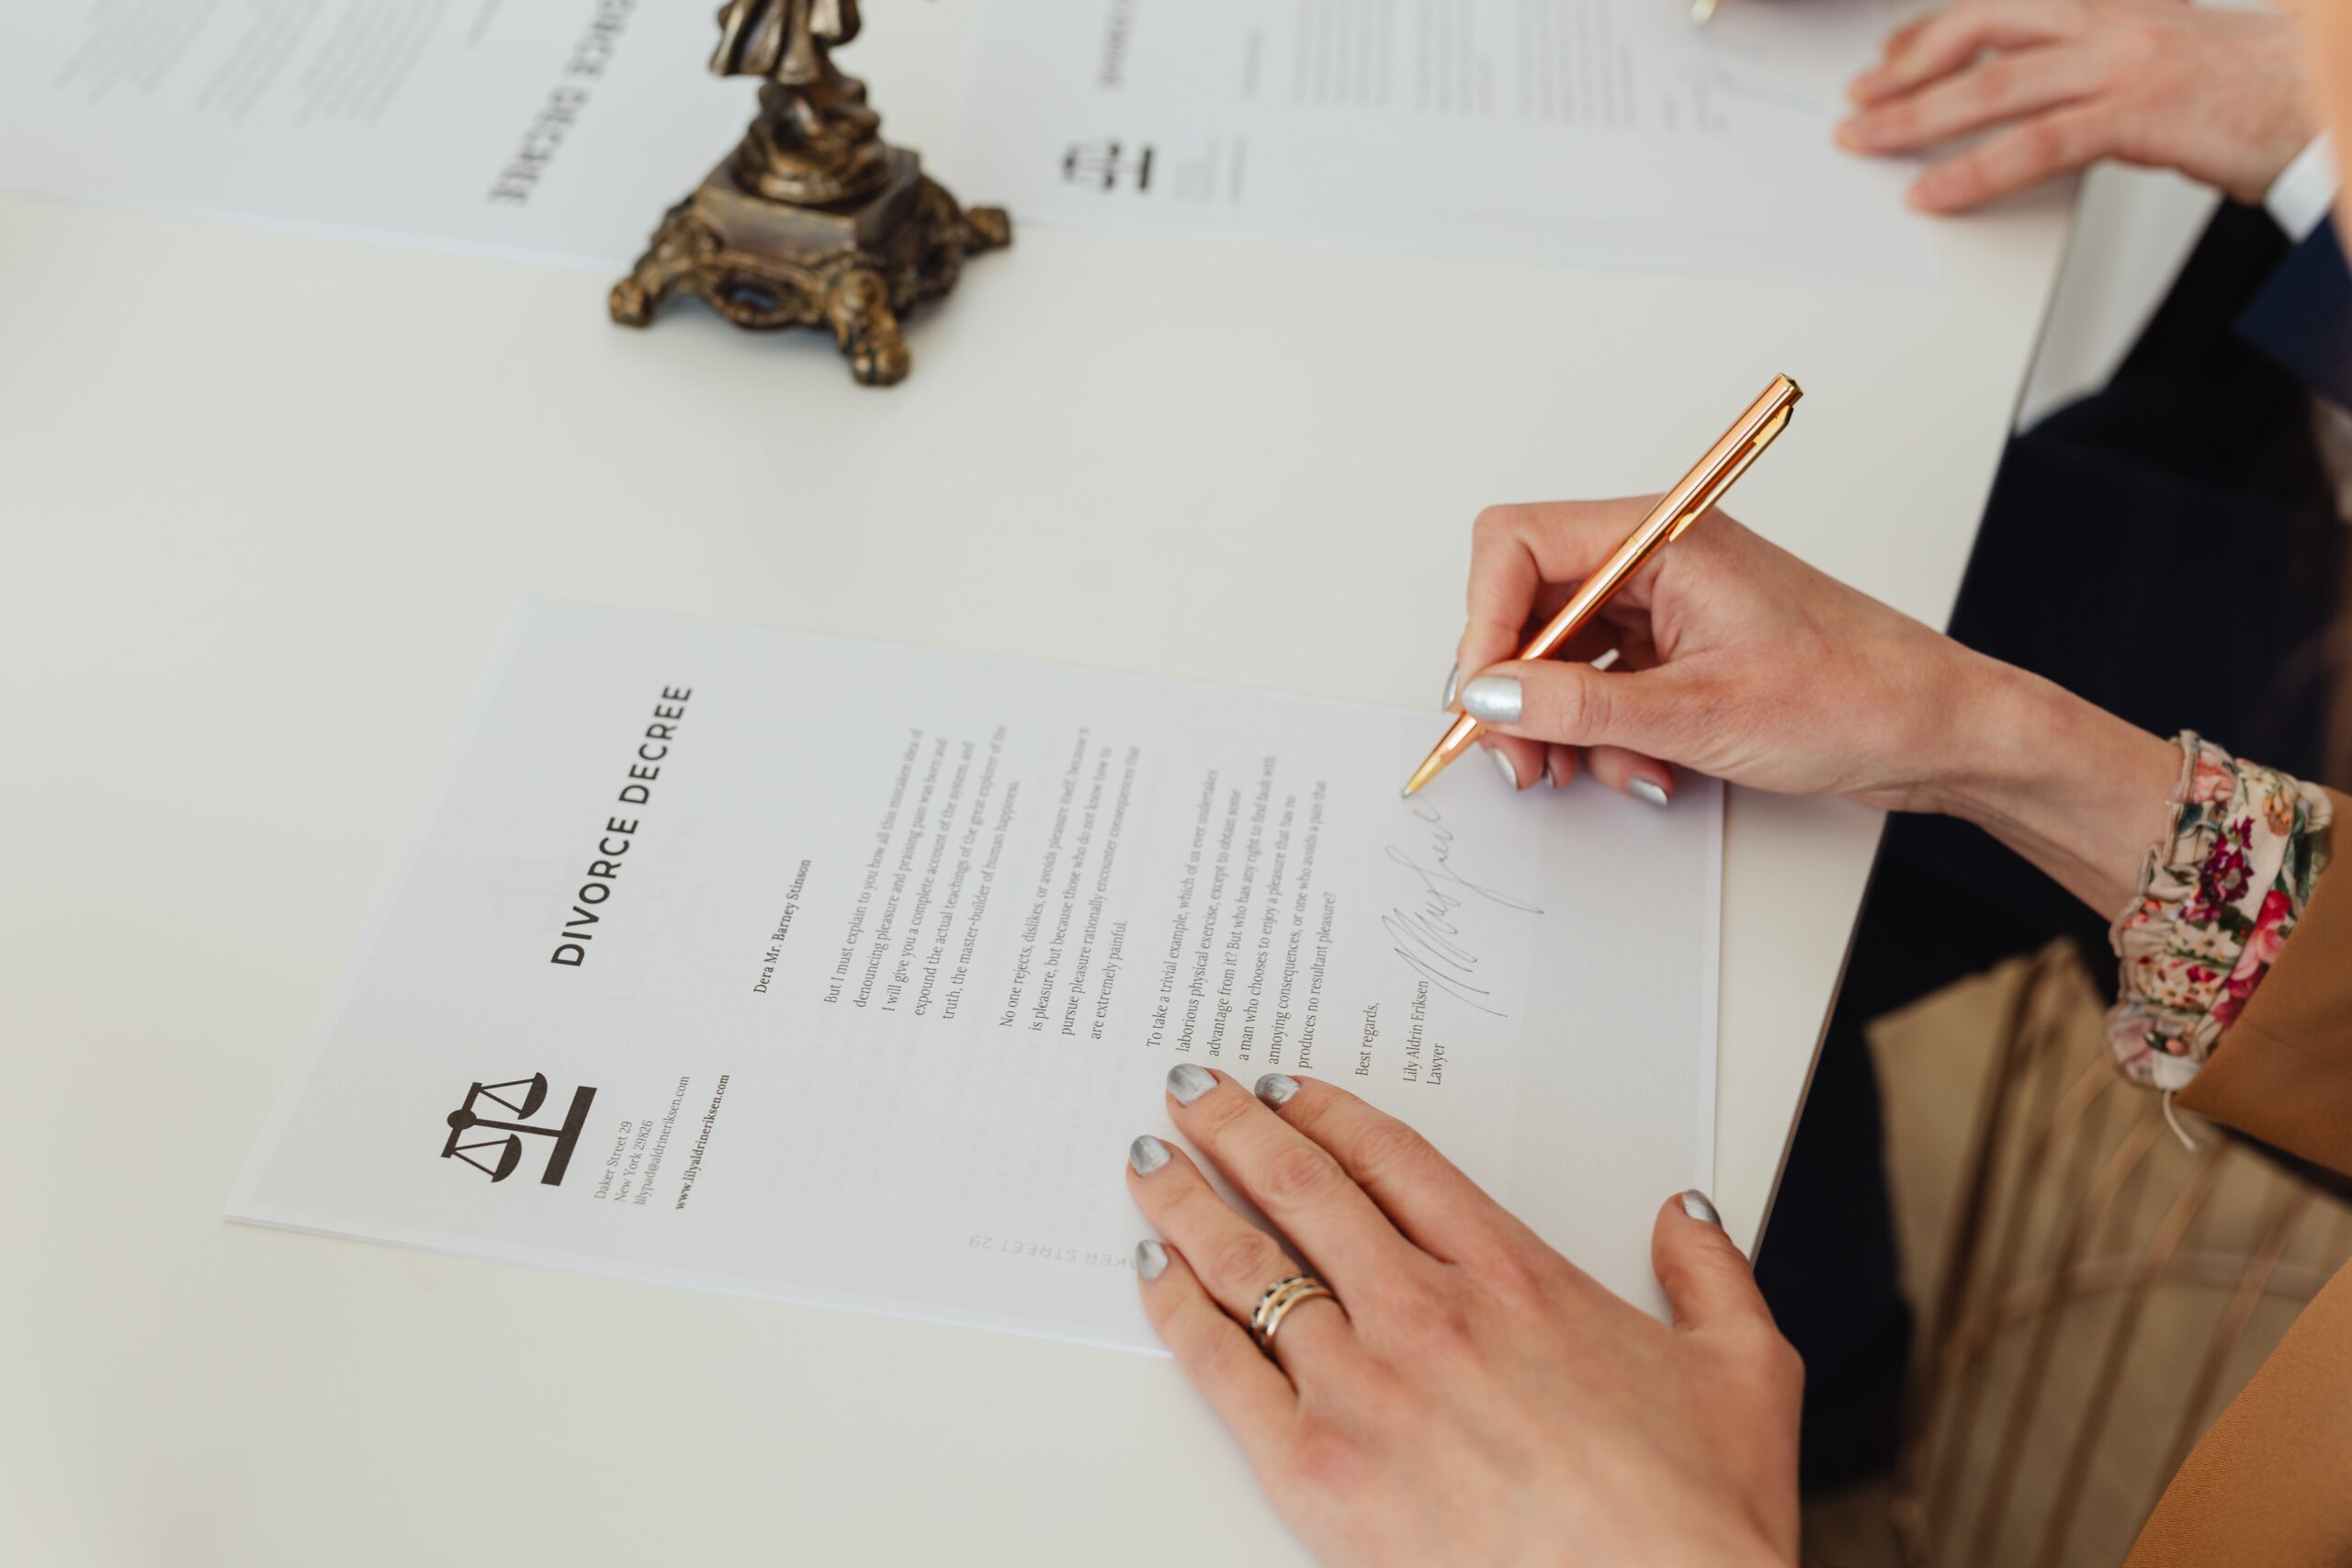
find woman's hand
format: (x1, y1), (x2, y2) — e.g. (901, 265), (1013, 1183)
(1453, 498), (1984, 811)
(1129, 1065), (1801, 1568)
(1835, 0), (2315, 212)
(1449, 499), (2180, 916)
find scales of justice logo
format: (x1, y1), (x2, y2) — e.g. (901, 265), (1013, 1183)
(440, 1073), (598, 1186)
(1062, 137), (1154, 192)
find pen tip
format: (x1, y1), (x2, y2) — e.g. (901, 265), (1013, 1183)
(1400, 752), (1445, 797)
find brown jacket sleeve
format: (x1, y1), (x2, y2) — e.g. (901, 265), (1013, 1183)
(2176, 787), (2352, 1178)
(2123, 1264), (2352, 1568)
(2125, 788), (2352, 1567)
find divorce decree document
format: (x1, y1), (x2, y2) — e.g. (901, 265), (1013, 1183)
(231, 604), (1720, 1348)
(0, 0), (748, 267)
(955, 0), (1928, 283)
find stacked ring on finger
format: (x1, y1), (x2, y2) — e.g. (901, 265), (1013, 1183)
(1250, 1272), (1339, 1353)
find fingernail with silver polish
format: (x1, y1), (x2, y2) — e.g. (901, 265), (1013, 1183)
(1167, 1063), (1217, 1105)
(1680, 1190), (1721, 1226)
(1129, 1134), (1171, 1175)
(1459, 674), (1522, 725)
(1442, 662), (1460, 711)
(1630, 777), (1670, 808)
(1136, 1238), (1169, 1280)
(1489, 746), (1520, 791)
(1256, 1073), (1300, 1107)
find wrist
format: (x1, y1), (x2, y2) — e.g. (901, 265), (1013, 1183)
(2234, 132), (2323, 211)
(1918, 657), (2179, 915)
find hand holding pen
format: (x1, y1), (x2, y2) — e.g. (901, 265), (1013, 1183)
(1432, 493), (2052, 817)
(1405, 377), (1799, 797)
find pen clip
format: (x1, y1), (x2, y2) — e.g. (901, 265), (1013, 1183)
(1668, 404), (1792, 541)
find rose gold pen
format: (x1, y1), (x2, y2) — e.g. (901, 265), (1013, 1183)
(1399, 374), (1803, 797)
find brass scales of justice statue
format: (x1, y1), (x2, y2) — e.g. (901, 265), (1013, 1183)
(609, 0), (1010, 386)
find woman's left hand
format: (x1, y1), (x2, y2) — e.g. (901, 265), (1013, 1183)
(1127, 1066), (1802, 1568)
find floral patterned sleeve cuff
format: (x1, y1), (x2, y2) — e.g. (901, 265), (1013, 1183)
(2107, 734), (2334, 1091)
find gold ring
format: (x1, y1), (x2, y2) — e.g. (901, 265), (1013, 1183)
(1250, 1272), (1339, 1353)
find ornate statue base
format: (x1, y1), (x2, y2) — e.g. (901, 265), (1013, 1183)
(609, 147), (1010, 387)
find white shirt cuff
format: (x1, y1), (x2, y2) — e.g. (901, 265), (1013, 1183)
(2265, 134), (2337, 241)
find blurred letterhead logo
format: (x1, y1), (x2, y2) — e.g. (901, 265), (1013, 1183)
(1061, 137), (1154, 193)
(441, 1073), (597, 1187)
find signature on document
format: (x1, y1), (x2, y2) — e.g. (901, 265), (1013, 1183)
(1380, 795), (1544, 1018)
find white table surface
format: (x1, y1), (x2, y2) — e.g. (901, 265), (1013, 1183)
(0, 5), (2075, 1562)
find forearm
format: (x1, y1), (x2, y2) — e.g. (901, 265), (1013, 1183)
(1920, 655), (2182, 918)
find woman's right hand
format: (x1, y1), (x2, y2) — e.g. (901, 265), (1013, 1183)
(1450, 499), (2180, 914)
(1455, 499), (1992, 811)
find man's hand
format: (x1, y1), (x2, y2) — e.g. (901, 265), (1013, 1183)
(1837, 0), (2317, 213)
